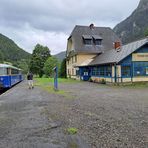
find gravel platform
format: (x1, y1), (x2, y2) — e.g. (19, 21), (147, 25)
(0, 80), (148, 148)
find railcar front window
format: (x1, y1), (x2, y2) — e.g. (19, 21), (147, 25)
(11, 69), (19, 74)
(0, 67), (7, 75)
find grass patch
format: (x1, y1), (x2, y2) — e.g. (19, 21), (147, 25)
(68, 142), (78, 148)
(35, 77), (79, 85)
(67, 127), (78, 135)
(113, 82), (148, 88)
(34, 77), (76, 99)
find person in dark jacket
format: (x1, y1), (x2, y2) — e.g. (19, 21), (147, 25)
(27, 72), (34, 89)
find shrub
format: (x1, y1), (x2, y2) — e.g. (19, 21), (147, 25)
(100, 78), (106, 84)
(88, 77), (93, 82)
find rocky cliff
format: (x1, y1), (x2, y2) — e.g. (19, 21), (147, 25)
(114, 0), (148, 44)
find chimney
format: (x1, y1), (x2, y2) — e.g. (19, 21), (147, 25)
(89, 23), (94, 30)
(114, 41), (121, 51)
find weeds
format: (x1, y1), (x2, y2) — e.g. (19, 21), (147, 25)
(67, 127), (78, 135)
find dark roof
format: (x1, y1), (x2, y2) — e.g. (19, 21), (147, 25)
(68, 25), (121, 54)
(82, 35), (92, 39)
(92, 35), (102, 40)
(89, 37), (148, 66)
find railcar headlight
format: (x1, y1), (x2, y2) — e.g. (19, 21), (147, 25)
(0, 78), (3, 81)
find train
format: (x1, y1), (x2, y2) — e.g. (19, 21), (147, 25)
(0, 64), (23, 89)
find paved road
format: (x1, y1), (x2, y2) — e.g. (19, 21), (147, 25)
(0, 80), (148, 148)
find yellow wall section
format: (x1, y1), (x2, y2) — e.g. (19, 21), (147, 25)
(122, 78), (131, 82)
(112, 66), (115, 78)
(116, 65), (121, 77)
(133, 77), (148, 82)
(67, 54), (97, 78)
(132, 53), (148, 61)
(77, 54), (96, 65)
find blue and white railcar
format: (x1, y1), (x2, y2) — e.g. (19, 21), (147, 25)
(0, 64), (23, 88)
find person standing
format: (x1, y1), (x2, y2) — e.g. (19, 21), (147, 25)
(27, 72), (34, 89)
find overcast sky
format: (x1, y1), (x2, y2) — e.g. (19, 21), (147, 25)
(0, 0), (140, 54)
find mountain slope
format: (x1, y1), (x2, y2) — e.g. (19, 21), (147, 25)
(0, 33), (30, 63)
(54, 51), (66, 61)
(113, 0), (148, 44)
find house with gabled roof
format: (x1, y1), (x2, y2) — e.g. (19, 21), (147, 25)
(66, 24), (121, 79)
(79, 37), (148, 83)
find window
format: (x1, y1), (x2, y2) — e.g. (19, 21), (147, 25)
(82, 35), (92, 45)
(76, 69), (79, 76)
(11, 69), (19, 75)
(134, 67), (142, 76)
(100, 67), (104, 76)
(72, 55), (77, 63)
(134, 62), (148, 76)
(122, 66), (131, 77)
(84, 72), (88, 76)
(92, 35), (102, 45)
(67, 69), (70, 75)
(94, 39), (102, 45)
(106, 66), (112, 77)
(0, 67), (7, 75)
(84, 39), (92, 45)
(92, 67), (99, 76)
(72, 69), (74, 75)
(92, 66), (112, 77)
(75, 55), (77, 63)
(67, 60), (69, 65)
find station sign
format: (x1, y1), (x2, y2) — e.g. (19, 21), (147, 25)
(132, 53), (148, 61)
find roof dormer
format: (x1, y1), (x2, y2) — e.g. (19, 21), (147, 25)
(92, 35), (103, 45)
(82, 35), (92, 45)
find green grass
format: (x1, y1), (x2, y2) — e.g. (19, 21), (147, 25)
(35, 77), (79, 85)
(67, 127), (78, 135)
(34, 77), (78, 99)
(112, 82), (148, 88)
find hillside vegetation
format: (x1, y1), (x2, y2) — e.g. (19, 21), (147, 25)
(54, 51), (66, 61)
(114, 0), (148, 44)
(0, 33), (30, 65)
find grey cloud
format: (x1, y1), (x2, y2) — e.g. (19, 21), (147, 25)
(0, 0), (140, 32)
(0, 0), (140, 54)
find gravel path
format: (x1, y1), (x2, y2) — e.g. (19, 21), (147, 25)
(0, 80), (148, 148)
(59, 82), (148, 148)
(0, 81), (88, 148)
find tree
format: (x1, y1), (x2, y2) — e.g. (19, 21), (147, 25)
(29, 44), (51, 77)
(17, 59), (30, 74)
(43, 56), (59, 77)
(0, 50), (4, 63)
(59, 58), (67, 78)
(144, 27), (148, 37)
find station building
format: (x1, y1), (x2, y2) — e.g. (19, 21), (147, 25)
(79, 37), (148, 83)
(66, 24), (148, 83)
(66, 24), (120, 79)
